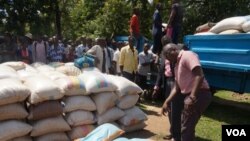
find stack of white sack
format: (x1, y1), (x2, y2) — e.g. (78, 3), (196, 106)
(78, 71), (125, 129)
(46, 66), (95, 140)
(60, 76), (96, 140)
(0, 66), (32, 141)
(195, 15), (250, 35)
(107, 75), (147, 132)
(23, 74), (70, 141)
(0, 61), (148, 140)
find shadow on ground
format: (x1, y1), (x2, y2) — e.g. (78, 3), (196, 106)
(123, 129), (156, 139)
(203, 100), (250, 125)
(213, 96), (250, 112)
(195, 136), (213, 141)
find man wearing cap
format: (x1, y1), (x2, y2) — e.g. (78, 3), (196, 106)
(0, 32), (18, 63)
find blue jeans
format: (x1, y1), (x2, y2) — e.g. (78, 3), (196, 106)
(133, 35), (144, 53)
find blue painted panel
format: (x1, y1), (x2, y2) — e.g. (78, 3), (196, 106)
(184, 34), (250, 93)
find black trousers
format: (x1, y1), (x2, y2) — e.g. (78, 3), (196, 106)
(122, 71), (135, 82)
(152, 32), (163, 55)
(136, 74), (147, 90)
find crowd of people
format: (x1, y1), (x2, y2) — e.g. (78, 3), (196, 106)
(0, 0), (212, 141)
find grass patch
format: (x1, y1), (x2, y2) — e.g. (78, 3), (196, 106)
(196, 102), (250, 141)
(214, 90), (250, 104)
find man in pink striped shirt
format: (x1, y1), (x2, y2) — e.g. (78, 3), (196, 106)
(161, 43), (212, 141)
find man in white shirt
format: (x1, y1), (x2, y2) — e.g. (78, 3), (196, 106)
(87, 38), (111, 73)
(75, 37), (88, 58)
(112, 42), (123, 75)
(137, 43), (156, 90)
(32, 35), (49, 63)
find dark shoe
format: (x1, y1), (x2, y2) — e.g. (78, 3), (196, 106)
(163, 134), (172, 140)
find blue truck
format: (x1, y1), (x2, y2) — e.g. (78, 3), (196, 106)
(115, 34), (250, 94)
(184, 34), (250, 93)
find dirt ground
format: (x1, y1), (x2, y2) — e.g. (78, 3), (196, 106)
(123, 104), (171, 141)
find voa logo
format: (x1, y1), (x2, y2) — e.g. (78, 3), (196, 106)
(226, 129), (247, 136)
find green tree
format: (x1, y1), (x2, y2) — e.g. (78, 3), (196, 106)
(93, 0), (131, 38)
(69, 0), (105, 38)
(0, 0), (39, 35)
(182, 0), (250, 36)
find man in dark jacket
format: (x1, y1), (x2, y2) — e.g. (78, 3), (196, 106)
(152, 3), (164, 55)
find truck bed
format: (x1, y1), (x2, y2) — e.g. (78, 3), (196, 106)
(184, 34), (250, 93)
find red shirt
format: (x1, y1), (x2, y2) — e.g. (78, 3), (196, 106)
(21, 48), (30, 64)
(130, 14), (140, 35)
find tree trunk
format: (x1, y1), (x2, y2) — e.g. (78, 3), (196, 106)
(55, 0), (62, 39)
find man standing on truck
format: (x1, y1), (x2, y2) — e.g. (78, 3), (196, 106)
(130, 8), (141, 51)
(166, 0), (183, 44)
(152, 3), (164, 55)
(161, 43), (212, 141)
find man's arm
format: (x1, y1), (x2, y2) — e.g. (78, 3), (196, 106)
(135, 51), (138, 72)
(154, 59), (165, 89)
(119, 49), (125, 72)
(190, 66), (204, 98)
(167, 5), (176, 27)
(161, 81), (180, 115)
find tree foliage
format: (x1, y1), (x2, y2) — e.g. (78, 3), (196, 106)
(1, 0), (250, 41)
(182, 0), (250, 36)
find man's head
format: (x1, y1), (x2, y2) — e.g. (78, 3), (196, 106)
(96, 38), (106, 48)
(52, 36), (59, 46)
(36, 35), (42, 42)
(163, 43), (180, 62)
(76, 37), (82, 45)
(144, 43), (150, 54)
(133, 8), (140, 16)
(116, 41), (123, 51)
(43, 34), (48, 41)
(81, 36), (86, 45)
(3, 32), (11, 42)
(156, 3), (162, 11)
(128, 36), (135, 48)
(86, 38), (92, 47)
(25, 33), (33, 40)
(161, 35), (172, 46)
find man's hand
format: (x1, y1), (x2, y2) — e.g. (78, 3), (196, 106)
(95, 58), (100, 64)
(152, 89), (158, 99)
(161, 101), (170, 116)
(184, 95), (197, 114)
